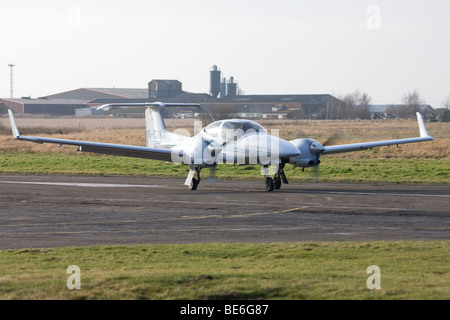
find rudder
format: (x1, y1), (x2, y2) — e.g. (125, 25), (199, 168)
(145, 107), (167, 148)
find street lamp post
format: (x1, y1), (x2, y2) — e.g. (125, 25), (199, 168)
(8, 64), (15, 99)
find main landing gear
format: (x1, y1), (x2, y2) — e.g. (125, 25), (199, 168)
(186, 166), (202, 191)
(186, 163), (289, 192)
(263, 163), (288, 192)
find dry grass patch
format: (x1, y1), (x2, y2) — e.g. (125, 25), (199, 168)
(1, 117), (447, 159)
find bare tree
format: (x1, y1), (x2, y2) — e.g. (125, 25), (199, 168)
(336, 91), (357, 119)
(441, 109), (450, 122)
(441, 95), (450, 109)
(399, 89), (423, 118)
(337, 90), (372, 119)
(199, 105), (239, 125)
(354, 92), (372, 119)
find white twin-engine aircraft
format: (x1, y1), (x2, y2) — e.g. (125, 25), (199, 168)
(8, 102), (434, 191)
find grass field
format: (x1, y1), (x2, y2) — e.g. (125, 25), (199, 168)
(0, 116), (449, 184)
(1, 116), (449, 159)
(0, 152), (448, 184)
(0, 242), (449, 300)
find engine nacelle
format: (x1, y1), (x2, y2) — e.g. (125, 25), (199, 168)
(288, 138), (324, 168)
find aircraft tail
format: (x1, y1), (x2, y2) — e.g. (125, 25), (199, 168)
(145, 106), (167, 148)
(97, 102), (201, 149)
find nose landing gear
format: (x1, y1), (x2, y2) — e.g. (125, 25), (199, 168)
(263, 163), (288, 192)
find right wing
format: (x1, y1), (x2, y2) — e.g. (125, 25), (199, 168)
(8, 109), (174, 161)
(322, 112), (434, 155)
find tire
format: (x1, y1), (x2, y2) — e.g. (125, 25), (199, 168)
(265, 177), (274, 192)
(274, 177), (281, 189)
(189, 178), (198, 191)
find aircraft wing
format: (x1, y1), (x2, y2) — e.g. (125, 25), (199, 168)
(322, 112), (434, 155)
(8, 109), (173, 161)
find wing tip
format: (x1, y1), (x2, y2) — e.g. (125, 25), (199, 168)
(8, 109), (20, 138)
(416, 112), (431, 138)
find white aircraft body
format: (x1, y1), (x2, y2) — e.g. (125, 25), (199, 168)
(8, 103), (434, 191)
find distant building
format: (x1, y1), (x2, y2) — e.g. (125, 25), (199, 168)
(364, 104), (434, 118)
(90, 93), (344, 119)
(0, 97), (88, 115)
(0, 87), (148, 115)
(368, 104), (433, 113)
(42, 87), (149, 100)
(75, 108), (104, 117)
(1, 77), (345, 118)
(148, 80), (182, 99)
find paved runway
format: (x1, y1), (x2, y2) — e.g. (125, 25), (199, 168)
(0, 175), (449, 249)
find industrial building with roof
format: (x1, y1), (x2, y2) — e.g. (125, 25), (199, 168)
(0, 66), (345, 118)
(0, 87), (149, 115)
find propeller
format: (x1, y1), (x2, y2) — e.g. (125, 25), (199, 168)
(289, 132), (340, 183)
(321, 133), (341, 147)
(202, 136), (222, 182)
(310, 163), (320, 183)
(308, 133), (339, 182)
(309, 141), (324, 183)
(208, 162), (218, 182)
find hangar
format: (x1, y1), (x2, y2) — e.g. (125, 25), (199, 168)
(0, 97), (88, 115)
(0, 87), (148, 115)
(0, 75), (344, 118)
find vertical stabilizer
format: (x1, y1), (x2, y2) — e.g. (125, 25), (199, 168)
(146, 106), (167, 148)
(96, 102), (201, 149)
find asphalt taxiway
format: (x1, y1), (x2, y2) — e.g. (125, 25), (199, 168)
(0, 175), (448, 249)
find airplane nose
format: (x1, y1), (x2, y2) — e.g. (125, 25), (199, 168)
(259, 135), (300, 159)
(233, 133), (301, 165)
(278, 138), (301, 158)
(310, 142), (325, 154)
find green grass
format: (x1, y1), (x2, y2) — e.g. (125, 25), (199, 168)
(0, 152), (449, 184)
(0, 242), (448, 300)
(0, 153), (448, 300)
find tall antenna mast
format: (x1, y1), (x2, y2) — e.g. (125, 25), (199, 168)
(8, 64), (15, 98)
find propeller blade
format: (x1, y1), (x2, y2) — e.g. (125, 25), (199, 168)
(208, 163), (218, 182)
(322, 133), (341, 146)
(310, 163), (320, 183)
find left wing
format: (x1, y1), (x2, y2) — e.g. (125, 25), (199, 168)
(322, 112), (434, 155)
(8, 109), (173, 161)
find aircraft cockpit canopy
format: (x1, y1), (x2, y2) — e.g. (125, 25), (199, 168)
(204, 120), (267, 142)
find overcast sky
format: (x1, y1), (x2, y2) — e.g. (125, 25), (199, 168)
(1, 0), (450, 106)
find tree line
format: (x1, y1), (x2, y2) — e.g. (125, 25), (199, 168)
(313, 89), (450, 122)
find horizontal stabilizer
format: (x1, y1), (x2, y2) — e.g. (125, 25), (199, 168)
(97, 102), (201, 110)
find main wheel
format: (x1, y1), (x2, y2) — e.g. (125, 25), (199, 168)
(274, 177), (282, 189)
(265, 177), (274, 192)
(189, 178), (199, 191)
